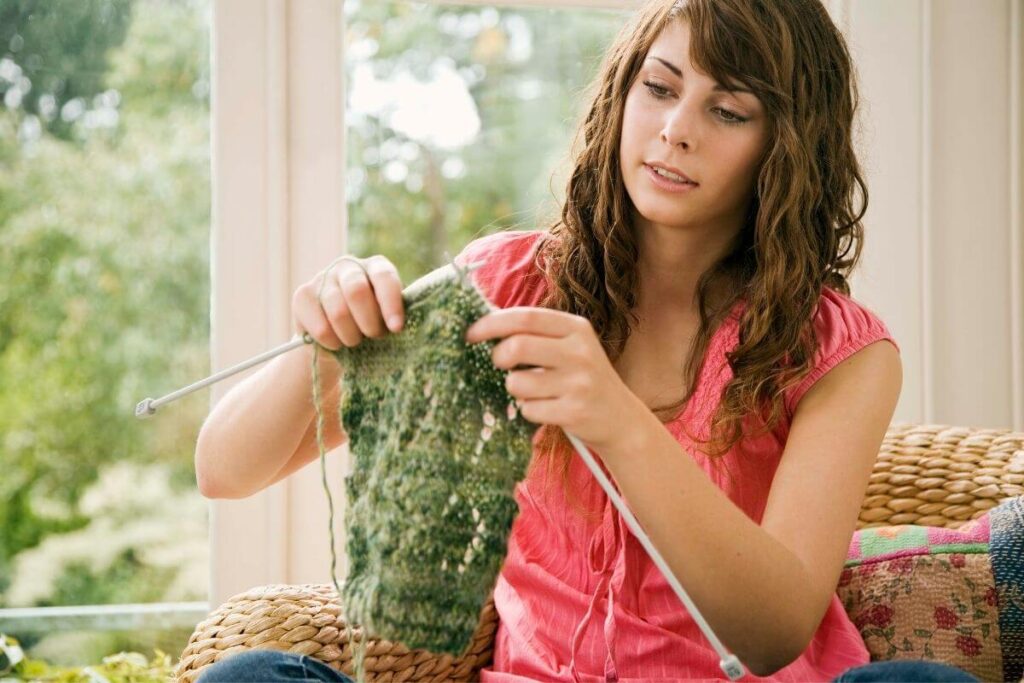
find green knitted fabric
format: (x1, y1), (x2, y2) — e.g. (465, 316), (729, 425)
(314, 262), (534, 673)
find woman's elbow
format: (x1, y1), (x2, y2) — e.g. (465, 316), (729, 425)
(196, 467), (226, 499)
(747, 631), (809, 677)
(748, 652), (797, 678)
(195, 467), (248, 499)
(195, 457), (226, 499)
(194, 431), (237, 499)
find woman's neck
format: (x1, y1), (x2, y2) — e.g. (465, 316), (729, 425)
(633, 220), (740, 318)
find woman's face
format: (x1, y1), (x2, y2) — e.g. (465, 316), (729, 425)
(619, 19), (769, 239)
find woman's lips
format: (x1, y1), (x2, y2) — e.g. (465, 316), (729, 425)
(644, 163), (699, 193)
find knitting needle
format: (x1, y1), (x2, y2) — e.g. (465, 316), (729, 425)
(135, 260), (485, 419)
(133, 259), (742, 676)
(134, 334), (313, 418)
(563, 430), (747, 681)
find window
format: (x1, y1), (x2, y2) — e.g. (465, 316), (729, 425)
(344, 0), (630, 280)
(0, 0), (210, 665)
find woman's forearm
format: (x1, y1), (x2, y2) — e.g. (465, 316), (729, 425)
(194, 343), (342, 499)
(598, 414), (814, 677)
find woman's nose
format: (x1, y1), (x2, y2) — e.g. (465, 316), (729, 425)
(660, 100), (697, 150)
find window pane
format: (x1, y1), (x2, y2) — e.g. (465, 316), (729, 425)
(0, 0), (210, 666)
(344, 0), (629, 280)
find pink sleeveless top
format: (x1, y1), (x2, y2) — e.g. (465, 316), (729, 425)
(454, 230), (900, 683)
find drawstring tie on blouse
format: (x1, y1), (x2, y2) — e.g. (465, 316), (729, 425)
(569, 489), (627, 683)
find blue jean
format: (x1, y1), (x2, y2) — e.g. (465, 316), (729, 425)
(196, 650), (354, 683)
(832, 659), (980, 682)
(195, 649), (981, 682)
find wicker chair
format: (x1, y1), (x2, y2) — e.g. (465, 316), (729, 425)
(175, 422), (1024, 682)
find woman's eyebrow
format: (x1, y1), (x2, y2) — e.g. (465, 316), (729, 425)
(645, 56), (753, 94)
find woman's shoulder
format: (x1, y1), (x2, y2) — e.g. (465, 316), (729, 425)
(453, 229), (550, 308)
(453, 228), (547, 270)
(814, 286), (898, 349)
(782, 285), (900, 418)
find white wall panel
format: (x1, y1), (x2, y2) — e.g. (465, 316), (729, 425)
(281, 0), (349, 589)
(210, 0), (287, 605)
(210, 0), (346, 605)
(843, 0), (1021, 431)
(929, 0), (1015, 428)
(845, 0), (927, 422)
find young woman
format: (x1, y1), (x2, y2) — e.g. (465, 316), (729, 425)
(195, 0), (978, 681)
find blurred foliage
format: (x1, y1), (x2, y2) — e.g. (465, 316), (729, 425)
(0, 0), (210, 614)
(1, 633), (175, 682)
(0, 0), (133, 139)
(345, 0), (627, 281)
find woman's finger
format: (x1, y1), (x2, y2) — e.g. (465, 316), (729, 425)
(318, 283), (364, 348)
(512, 396), (566, 427)
(293, 285), (344, 350)
(335, 260), (388, 338)
(491, 334), (572, 370)
(466, 307), (583, 344)
(505, 367), (562, 401)
(363, 255), (405, 332)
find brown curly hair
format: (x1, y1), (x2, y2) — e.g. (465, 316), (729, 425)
(525, 0), (868, 521)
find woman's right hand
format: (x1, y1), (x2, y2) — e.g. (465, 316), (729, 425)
(292, 254), (405, 350)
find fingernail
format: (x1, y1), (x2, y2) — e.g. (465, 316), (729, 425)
(388, 315), (402, 332)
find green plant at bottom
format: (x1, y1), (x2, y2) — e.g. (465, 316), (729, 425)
(0, 634), (173, 683)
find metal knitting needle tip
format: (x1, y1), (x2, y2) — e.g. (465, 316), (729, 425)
(134, 333), (314, 418)
(135, 398), (156, 419)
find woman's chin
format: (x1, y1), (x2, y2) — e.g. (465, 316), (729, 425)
(632, 202), (699, 230)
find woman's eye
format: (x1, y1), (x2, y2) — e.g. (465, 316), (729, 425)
(642, 80), (671, 98)
(643, 81), (749, 126)
(715, 107), (747, 125)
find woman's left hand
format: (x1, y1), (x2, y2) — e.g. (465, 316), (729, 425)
(465, 307), (648, 455)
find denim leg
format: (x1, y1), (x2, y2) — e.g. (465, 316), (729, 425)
(832, 659), (980, 682)
(196, 649), (355, 683)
